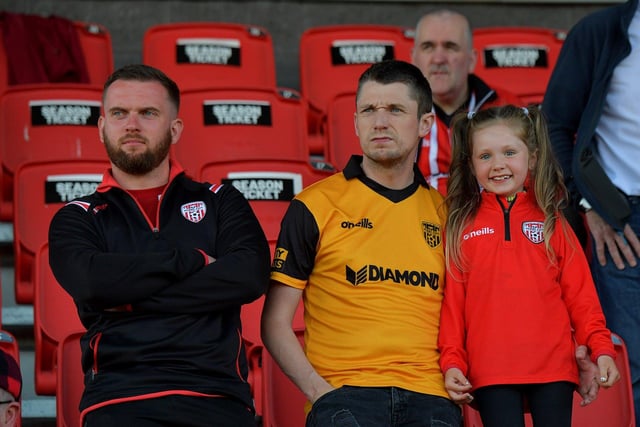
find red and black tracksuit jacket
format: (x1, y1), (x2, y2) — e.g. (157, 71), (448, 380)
(48, 162), (271, 418)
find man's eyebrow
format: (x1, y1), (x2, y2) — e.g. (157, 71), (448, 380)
(356, 102), (406, 110)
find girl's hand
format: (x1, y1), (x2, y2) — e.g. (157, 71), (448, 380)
(444, 368), (474, 404)
(596, 355), (620, 388)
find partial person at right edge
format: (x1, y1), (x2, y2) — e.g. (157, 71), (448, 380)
(542, 0), (640, 424)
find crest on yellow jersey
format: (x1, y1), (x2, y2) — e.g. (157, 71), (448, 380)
(422, 222), (441, 248)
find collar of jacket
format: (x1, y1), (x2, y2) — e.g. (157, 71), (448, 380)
(96, 158), (186, 193)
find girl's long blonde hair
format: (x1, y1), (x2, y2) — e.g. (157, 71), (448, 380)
(445, 104), (568, 271)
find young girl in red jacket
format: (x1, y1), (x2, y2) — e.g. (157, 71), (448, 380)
(439, 104), (620, 426)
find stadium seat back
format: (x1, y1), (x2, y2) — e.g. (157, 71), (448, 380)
(143, 22), (276, 91)
(325, 92), (359, 171)
(241, 296), (305, 420)
(472, 26), (566, 105)
(13, 161), (107, 304)
(176, 88), (311, 179)
(241, 296), (266, 419)
(299, 24), (414, 133)
(571, 333), (636, 427)
(34, 243), (85, 395)
(72, 21), (114, 88)
(200, 159), (332, 243)
(0, 84), (105, 221)
(262, 326), (307, 427)
(56, 332), (85, 427)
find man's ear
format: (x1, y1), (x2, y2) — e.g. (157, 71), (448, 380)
(418, 111), (435, 138)
(98, 116), (105, 143)
(468, 47), (478, 74)
(170, 118), (184, 145)
(353, 112), (359, 138)
(2, 402), (20, 426)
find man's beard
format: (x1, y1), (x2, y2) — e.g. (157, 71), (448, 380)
(103, 130), (172, 176)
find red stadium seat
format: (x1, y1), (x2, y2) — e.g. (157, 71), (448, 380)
(34, 243), (85, 395)
(299, 24), (414, 137)
(0, 84), (106, 221)
(241, 296), (305, 421)
(56, 331), (85, 427)
(472, 27), (567, 105)
(13, 160), (107, 304)
(176, 87), (313, 179)
(200, 159), (332, 244)
(261, 326), (307, 427)
(463, 333), (636, 427)
(241, 296), (267, 420)
(0, 18), (113, 96)
(325, 92), (359, 171)
(143, 22), (276, 91)
(73, 22), (114, 88)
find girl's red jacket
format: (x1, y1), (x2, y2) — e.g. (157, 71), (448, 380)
(439, 191), (615, 389)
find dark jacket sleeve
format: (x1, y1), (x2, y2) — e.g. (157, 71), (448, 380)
(48, 202), (206, 310)
(543, 6), (633, 230)
(542, 18), (597, 196)
(133, 184), (271, 313)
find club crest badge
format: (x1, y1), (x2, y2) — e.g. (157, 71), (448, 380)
(181, 201), (207, 223)
(422, 221), (442, 248)
(522, 221), (544, 244)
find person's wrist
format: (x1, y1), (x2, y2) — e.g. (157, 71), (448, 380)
(578, 197), (593, 213)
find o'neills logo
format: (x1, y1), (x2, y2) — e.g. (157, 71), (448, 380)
(422, 221), (441, 248)
(341, 217), (373, 229)
(463, 227), (495, 240)
(181, 201), (207, 223)
(522, 221), (544, 244)
(345, 264), (439, 290)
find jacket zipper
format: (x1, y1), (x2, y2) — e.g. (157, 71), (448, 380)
(89, 332), (103, 380)
(496, 195), (516, 241)
(122, 188), (164, 234)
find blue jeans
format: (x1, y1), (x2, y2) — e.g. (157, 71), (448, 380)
(305, 386), (462, 427)
(591, 196), (640, 427)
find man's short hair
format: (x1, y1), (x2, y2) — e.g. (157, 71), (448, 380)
(0, 350), (21, 401)
(102, 64), (181, 112)
(356, 60), (433, 117)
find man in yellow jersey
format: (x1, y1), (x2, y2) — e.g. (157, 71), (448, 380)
(261, 60), (461, 426)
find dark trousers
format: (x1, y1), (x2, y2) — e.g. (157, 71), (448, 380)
(83, 395), (256, 427)
(473, 382), (574, 427)
(305, 385), (462, 427)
